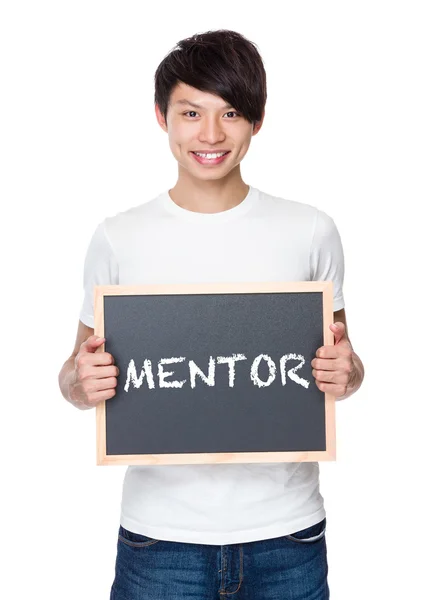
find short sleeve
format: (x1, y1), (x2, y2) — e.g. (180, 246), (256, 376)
(78, 221), (119, 328)
(309, 209), (345, 311)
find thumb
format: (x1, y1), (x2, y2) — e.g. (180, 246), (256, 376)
(330, 322), (346, 345)
(81, 335), (105, 353)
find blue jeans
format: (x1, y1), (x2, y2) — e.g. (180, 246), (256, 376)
(110, 517), (329, 599)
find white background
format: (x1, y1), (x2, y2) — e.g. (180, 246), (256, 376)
(1, 1), (428, 598)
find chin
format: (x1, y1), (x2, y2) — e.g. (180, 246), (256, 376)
(191, 168), (233, 180)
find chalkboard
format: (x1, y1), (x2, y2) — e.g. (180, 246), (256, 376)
(94, 282), (335, 465)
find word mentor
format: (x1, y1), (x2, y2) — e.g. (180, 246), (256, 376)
(124, 352), (311, 392)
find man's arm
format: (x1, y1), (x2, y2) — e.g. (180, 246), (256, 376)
(332, 308), (364, 401)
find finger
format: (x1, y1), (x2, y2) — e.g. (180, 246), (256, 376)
(90, 376), (118, 392)
(86, 388), (117, 406)
(316, 343), (352, 359)
(77, 351), (115, 368)
(91, 365), (120, 379)
(315, 346), (338, 359)
(330, 322), (346, 345)
(89, 352), (115, 367)
(81, 335), (105, 353)
(313, 368), (348, 384)
(315, 380), (347, 397)
(311, 357), (339, 371)
(313, 369), (334, 383)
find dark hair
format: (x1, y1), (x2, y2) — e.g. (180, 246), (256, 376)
(154, 29), (267, 126)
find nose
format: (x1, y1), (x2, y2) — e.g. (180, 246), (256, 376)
(198, 116), (226, 145)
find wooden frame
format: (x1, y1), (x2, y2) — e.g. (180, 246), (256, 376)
(95, 281), (335, 465)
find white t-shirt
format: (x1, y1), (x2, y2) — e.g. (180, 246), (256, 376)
(79, 185), (345, 545)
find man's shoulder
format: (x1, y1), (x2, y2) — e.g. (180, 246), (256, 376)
(257, 188), (340, 232)
(256, 187), (319, 221)
(102, 191), (167, 231)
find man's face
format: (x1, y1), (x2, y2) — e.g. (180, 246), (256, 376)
(156, 82), (263, 180)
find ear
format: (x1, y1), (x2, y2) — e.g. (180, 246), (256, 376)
(155, 103), (168, 133)
(252, 109), (265, 136)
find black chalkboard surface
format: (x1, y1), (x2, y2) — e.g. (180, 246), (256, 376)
(94, 282), (335, 465)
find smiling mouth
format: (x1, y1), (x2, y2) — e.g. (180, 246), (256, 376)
(190, 151), (231, 165)
(191, 151), (230, 156)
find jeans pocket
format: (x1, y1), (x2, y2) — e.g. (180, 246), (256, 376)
(118, 525), (160, 548)
(285, 518), (326, 544)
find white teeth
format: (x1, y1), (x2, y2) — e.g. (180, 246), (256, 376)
(194, 152), (228, 159)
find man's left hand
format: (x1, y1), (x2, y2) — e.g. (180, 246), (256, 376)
(311, 322), (356, 397)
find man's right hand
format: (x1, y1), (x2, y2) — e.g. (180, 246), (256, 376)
(70, 335), (119, 409)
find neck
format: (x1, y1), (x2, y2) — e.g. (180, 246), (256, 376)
(168, 166), (249, 214)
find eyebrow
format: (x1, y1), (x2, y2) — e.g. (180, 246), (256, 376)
(174, 99), (235, 110)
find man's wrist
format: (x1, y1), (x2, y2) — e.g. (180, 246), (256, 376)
(336, 350), (364, 401)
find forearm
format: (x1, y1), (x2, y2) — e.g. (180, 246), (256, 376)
(336, 350), (364, 401)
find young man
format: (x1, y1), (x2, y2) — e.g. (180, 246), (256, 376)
(59, 29), (364, 600)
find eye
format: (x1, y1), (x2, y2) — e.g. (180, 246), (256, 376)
(182, 111), (241, 119)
